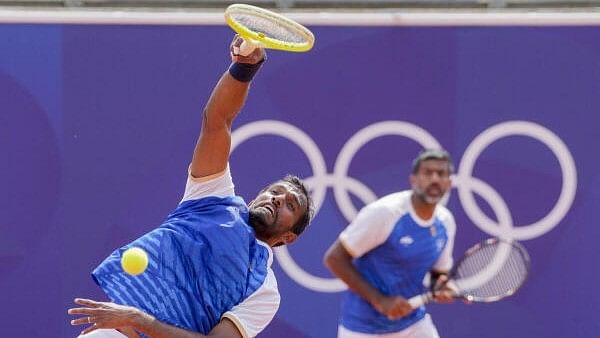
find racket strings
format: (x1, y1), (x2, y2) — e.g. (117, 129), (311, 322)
(231, 14), (309, 43)
(454, 242), (529, 299)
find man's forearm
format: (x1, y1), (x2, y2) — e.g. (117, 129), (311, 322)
(203, 72), (251, 126)
(324, 243), (383, 307)
(329, 258), (384, 306)
(131, 311), (207, 338)
(189, 36), (265, 178)
(190, 71), (252, 177)
(203, 57), (266, 127)
(131, 310), (242, 338)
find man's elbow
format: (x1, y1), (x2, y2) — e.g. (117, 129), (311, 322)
(323, 250), (334, 271)
(323, 243), (344, 272)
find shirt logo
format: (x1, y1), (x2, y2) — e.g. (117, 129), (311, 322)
(399, 236), (414, 246)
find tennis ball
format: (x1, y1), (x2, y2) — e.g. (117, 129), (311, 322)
(121, 247), (148, 276)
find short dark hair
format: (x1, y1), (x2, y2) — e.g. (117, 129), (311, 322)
(279, 174), (314, 236)
(411, 149), (454, 174)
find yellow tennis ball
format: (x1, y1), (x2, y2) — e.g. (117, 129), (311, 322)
(121, 247), (148, 276)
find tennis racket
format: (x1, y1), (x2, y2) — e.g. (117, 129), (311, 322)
(408, 238), (530, 308)
(224, 4), (315, 56)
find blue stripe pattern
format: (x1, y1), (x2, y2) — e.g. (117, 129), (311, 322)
(92, 196), (270, 335)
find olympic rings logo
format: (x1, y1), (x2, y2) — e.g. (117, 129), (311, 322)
(231, 120), (577, 292)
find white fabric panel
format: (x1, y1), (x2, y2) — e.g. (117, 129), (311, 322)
(432, 207), (456, 272)
(222, 269), (281, 338)
(338, 314), (440, 338)
(78, 329), (128, 338)
(181, 165), (235, 202)
(339, 191), (411, 258)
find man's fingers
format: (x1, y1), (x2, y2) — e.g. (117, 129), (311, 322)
(434, 289), (453, 297)
(232, 34), (242, 45)
(70, 318), (85, 326)
(432, 290), (455, 304)
(68, 307), (97, 315)
(74, 298), (101, 307)
(434, 277), (449, 290)
(80, 323), (99, 336)
(229, 33), (266, 64)
(230, 34), (244, 56)
(70, 317), (93, 326)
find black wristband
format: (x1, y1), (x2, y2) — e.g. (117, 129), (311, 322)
(228, 59), (265, 82)
(430, 271), (448, 291)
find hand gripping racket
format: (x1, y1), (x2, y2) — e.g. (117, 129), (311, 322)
(408, 238), (530, 308)
(224, 4), (315, 56)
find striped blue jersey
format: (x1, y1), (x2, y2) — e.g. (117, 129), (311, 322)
(91, 167), (280, 338)
(339, 191), (456, 334)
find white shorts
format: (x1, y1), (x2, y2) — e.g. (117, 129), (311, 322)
(77, 329), (128, 338)
(338, 314), (440, 338)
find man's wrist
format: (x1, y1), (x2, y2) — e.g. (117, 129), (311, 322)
(368, 291), (385, 308)
(228, 58), (265, 82)
(131, 309), (155, 332)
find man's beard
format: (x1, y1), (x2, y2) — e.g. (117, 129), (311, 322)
(248, 208), (282, 241)
(414, 184), (443, 205)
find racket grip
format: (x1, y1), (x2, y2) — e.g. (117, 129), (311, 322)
(408, 292), (432, 309)
(239, 39), (260, 56)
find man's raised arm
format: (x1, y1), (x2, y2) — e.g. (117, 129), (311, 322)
(190, 35), (266, 178)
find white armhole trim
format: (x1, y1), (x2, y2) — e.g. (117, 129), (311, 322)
(181, 164), (235, 202)
(433, 207), (457, 272)
(339, 192), (408, 258)
(221, 269), (280, 338)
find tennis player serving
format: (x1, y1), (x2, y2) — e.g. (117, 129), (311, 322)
(67, 23), (315, 338)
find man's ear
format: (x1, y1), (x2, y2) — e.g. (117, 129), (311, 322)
(281, 232), (298, 245)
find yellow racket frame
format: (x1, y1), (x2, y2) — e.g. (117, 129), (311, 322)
(224, 4), (315, 53)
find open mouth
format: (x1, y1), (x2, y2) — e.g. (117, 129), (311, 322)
(427, 186), (442, 196)
(262, 203), (275, 217)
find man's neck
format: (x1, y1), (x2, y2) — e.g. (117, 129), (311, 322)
(411, 193), (436, 220)
(255, 233), (279, 247)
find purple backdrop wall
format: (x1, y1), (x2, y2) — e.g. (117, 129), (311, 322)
(1, 23), (598, 337)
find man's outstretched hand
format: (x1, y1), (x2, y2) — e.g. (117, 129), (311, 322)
(68, 298), (146, 336)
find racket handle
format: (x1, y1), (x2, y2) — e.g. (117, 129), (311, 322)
(408, 292), (432, 309)
(239, 38), (261, 56)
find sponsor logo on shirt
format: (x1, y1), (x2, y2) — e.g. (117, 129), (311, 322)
(399, 236), (414, 246)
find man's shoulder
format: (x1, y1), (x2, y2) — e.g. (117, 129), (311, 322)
(434, 203), (454, 221)
(178, 195), (247, 209)
(368, 190), (412, 214)
(434, 204), (456, 235)
(166, 195), (251, 232)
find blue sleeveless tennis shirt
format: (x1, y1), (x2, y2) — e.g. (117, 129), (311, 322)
(91, 196), (270, 335)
